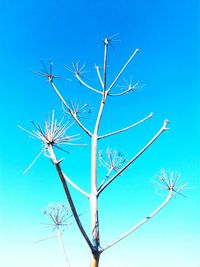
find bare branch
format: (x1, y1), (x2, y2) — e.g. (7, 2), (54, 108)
(23, 146), (46, 174)
(75, 74), (102, 95)
(97, 119), (169, 195)
(63, 172), (90, 198)
(48, 145), (94, 252)
(103, 38), (109, 94)
(35, 234), (58, 243)
(50, 81), (92, 137)
(98, 167), (114, 190)
(95, 65), (104, 88)
(64, 100), (92, 120)
(155, 170), (189, 198)
(102, 189), (173, 251)
(98, 113), (153, 140)
(56, 228), (71, 267)
(107, 49), (139, 93)
(108, 78), (144, 96)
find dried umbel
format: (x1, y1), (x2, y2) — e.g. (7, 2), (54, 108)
(109, 77), (144, 96)
(40, 204), (72, 267)
(98, 148), (127, 189)
(43, 203), (73, 231)
(35, 60), (62, 82)
(99, 148), (126, 171)
(63, 100), (92, 120)
(154, 170), (188, 198)
(19, 110), (85, 173)
(65, 61), (89, 78)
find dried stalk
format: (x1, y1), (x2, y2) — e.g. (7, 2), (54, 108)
(98, 112), (153, 140)
(48, 145), (94, 252)
(75, 74), (102, 95)
(56, 228), (71, 267)
(63, 172), (90, 198)
(102, 188), (173, 251)
(50, 81), (92, 137)
(97, 119), (169, 195)
(107, 49), (139, 93)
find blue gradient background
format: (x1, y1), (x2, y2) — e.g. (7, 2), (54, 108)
(0, 0), (199, 266)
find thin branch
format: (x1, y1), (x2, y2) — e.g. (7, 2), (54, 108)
(103, 38), (109, 94)
(97, 119), (169, 195)
(98, 167), (114, 190)
(107, 49), (139, 93)
(98, 112), (153, 140)
(108, 89), (134, 97)
(95, 66), (104, 88)
(75, 74), (102, 95)
(35, 234), (57, 243)
(63, 172), (90, 198)
(56, 229), (71, 267)
(23, 146), (46, 174)
(50, 81), (92, 137)
(108, 81), (142, 97)
(102, 189), (173, 251)
(48, 145), (94, 252)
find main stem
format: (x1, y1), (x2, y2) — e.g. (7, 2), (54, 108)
(89, 41), (108, 267)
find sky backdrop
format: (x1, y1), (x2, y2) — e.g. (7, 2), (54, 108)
(0, 0), (199, 267)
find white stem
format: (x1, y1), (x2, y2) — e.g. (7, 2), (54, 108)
(24, 146), (46, 174)
(108, 88), (132, 96)
(98, 119), (169, 195)
(75, 74), (102, 95)
(63, 172), (90, 198)
(107, 49), (139, 92)
(98, 113), (153, 140)
(102, 189), (173, 251)
(56, 228), (70, 267)
(98, 167), (114, 190)
(50, 81), (92, 137)
(95, 66), (104, 88)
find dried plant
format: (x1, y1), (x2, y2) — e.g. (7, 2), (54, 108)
(108, 77), (144, 96)
(98, 148), (127, 189)
(65, 61), (89, 78)
(34, 60), (61, 82)
(43, 203), (73, 231)
(19, 110), (85, 173)
(154, 170), (188, 198)
(99, 148), (126, 171)
(37, 204), (73, 267)
(21, 35), (186, 267)
(62, 100), (92, 119)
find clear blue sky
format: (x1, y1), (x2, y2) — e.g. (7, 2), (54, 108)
(0, 0), (199, 266)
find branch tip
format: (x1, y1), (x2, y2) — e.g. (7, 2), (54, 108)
(57, 158), (65, 164)
(150, 112), (154, 117)
(164, 119), (170, 130)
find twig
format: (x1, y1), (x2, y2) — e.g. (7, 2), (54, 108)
(23, 146), (46, 174)
(63, 172), (90, 198)
(98, 113), (153, 140)
(56, 228), (71, 267)
(97, 119), (169, 195)
(102, 188), (173, 251)
(50, 81), (92, 137)
(103, 38), (109, 95)
(107, 49), (139, 93)
(75, 74), (102, 95)
(35, 234), (57, 243)
(108, 82), (142, 97)
(95, 66), (104, 88)
(98, 167), (114, 190)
